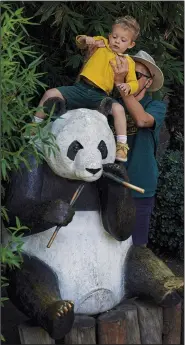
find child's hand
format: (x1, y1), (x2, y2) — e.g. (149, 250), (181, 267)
(85, 36), (96, 46)
(118, 83), (131, 96)
(95, 39), (105, 48)
(85, 37), (105, 48)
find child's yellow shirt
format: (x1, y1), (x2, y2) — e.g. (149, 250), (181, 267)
(76, 35), (138, 95)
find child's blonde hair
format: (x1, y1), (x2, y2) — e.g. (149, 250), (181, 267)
(114, 15), (140, 41)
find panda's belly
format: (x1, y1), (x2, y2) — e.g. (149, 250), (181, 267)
(21, 211), (132, 314)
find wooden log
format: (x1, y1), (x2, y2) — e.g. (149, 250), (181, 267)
(115, 299), (141, 344)
(163, 302), (182, 344)
(64, 315), (96, 344)
(97, 310), (127, 344)
(181, 303), (184, 345)
(55, 338), (65, 345)
(18, 321), (55, 344)
(134, 299), (163, 344)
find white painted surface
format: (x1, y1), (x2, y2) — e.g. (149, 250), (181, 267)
(21, 211), (132, 315)
(36, 108), (116, 182)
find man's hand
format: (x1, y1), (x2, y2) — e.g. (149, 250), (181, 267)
(117, 83), (131, 96)
(110, 55), (129, 86)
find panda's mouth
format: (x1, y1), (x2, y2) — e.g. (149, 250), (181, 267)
(86, 168), (101, 175)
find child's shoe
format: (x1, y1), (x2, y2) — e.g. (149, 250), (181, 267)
(116, 142), (129, 162)
(24, 117), (43, 139)
(23, 126), (38, 139)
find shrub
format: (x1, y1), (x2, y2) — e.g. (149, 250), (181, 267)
(1, 4), (58, 340)
(1, 4), (59, 182)
(149, 149), (184, 260)
(165, 84), (184, 151)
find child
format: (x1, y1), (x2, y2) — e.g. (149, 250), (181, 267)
(35, 16), (140, 162)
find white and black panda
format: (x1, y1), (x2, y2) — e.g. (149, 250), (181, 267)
(4, 99), (183, 340)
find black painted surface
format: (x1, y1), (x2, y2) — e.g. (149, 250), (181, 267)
(4, 155), (137, 339)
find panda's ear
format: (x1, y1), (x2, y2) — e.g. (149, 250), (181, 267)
(43, 97), (66, 117)
(98, 97), (113, 117)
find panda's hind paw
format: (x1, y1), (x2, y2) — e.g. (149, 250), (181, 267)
(57, 300), (73, 316)
(45, 300), (74, 339)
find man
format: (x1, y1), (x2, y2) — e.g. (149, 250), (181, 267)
(110, 51), (166, 246)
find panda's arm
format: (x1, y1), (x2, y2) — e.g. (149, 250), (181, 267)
(5, 156), (75, 235)
(97, 163), (136, 241)
(7, 199), (75, 235)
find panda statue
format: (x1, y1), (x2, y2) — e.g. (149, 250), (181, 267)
(4, 98), (183, 340)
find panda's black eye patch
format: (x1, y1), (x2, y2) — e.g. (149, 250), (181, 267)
(67, 140), (83, 161)
(98, 140), (108, 159)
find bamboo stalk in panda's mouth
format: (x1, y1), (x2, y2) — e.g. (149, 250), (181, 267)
(103, 171), (145, 194)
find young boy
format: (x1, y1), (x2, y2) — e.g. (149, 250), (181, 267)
(34, 16), (140, 162)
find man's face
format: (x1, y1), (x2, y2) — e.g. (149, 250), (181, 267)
(134, 62), (152, 95)
(109, 24), (135, 54)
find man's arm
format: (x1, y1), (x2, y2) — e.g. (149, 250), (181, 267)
(118, 93), (155, 128)
(110, 56), (154, 128)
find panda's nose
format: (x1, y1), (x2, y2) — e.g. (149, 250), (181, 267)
(86, 168), (101, 175)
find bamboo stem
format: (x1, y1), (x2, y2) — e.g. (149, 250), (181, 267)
(103, 171), (145, 194)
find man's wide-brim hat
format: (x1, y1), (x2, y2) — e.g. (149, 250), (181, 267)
(130, 50), (164, 92)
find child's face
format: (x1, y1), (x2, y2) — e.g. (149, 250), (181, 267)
(109, 24), (135, 54)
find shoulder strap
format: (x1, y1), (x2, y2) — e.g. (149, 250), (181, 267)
(151, 130), (157, 158)
(145, 99), (157, 158)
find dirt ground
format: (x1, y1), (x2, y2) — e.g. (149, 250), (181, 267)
(1, 257), (184, 345)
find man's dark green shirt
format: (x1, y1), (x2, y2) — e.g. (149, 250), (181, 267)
(122, 94), (167, 198)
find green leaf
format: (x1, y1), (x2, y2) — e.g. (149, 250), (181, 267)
(28, 54), (44, 69)
(1, 160), (7, 180)
(1, 334), (5, 342)
(15, 216), (21, 229)
(161, 40), (177, 51)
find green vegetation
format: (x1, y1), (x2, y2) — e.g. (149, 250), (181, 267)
(149, 149), (184, 259)
(149, 82), (184, 260)
(1, 4), (59, 182)
(1, 5), (58, 338)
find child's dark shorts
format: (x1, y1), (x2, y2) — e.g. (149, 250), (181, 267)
(57, 80), (118, 110)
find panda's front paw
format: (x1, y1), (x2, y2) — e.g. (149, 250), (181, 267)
(43, 200), (75, 226)
(103, 162), (129, 182)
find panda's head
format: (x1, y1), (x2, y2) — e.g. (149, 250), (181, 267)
(40, 106), (116, 182)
